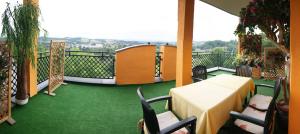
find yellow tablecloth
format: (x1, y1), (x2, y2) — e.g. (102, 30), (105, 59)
(204, 74), (255, 111)
(169, 74), (255, 134)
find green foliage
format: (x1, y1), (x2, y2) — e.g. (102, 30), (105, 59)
(194, 40), (237, 52)
(211, 47), (225, 54)
(235, 0), (290, 53)
(232, 53), (263, 68)
(68, 47), (94, 56)
(240, 35), (262, 56)
(38, 43), (47, 52)
(193, 52), (236, 69)
(232, 54), (244, 66)
(0, 45), (9, 94)
(1, 2), (41, 66)
(70, 47), (80, 51)
(38, 31), (49, 53)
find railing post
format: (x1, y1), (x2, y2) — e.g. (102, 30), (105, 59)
(217, 54), (219, 68)
(159, 52), (162, 76)
(112, 56), (115, 78)
(218, 53), (221, 68)
(155, 52), (162, 77)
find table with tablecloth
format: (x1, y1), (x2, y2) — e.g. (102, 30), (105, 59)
(169, 74), (255, 134)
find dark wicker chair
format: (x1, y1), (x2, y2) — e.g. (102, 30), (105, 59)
(235, 65), (252, 77)
(192, 65), (215, 82)
(229, 78), (282, 134)
(137, 88), (197, 134)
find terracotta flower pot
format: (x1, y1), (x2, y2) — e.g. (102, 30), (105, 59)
(252, 67), (261, 79)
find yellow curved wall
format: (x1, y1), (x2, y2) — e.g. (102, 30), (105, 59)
(115, 45), (156, 85)
(160, 46), (177, 81)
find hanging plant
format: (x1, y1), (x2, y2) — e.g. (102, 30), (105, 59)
(235, 0), (290, 54)
(1, 1), (42, 105)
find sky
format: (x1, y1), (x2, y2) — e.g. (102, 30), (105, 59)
(0, 0), (239, 42)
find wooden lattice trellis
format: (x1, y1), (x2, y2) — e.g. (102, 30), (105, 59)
(45, 41), (65, 96)
(0, 42), (15, 125)
(264, 47), (286, 80)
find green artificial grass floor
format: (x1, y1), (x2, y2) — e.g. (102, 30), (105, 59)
(0, 71), (286, 134)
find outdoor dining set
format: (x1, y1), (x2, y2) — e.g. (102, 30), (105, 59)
(137, 65), (282, 134)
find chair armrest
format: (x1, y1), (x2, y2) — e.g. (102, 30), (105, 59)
(147, 96), (172, 110)
(192, 77), (203, 82)
(147, 95), (171, 103)
(254, 84), (274, 94)
(161, 116), (197, 134)
(230, 111), (265, 127)
(255, 84), (274, 89)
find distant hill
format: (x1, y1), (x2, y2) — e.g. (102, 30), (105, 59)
(36, 37), (238, 52)
(193, 40), (237, 52)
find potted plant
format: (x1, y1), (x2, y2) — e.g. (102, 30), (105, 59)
(1, 2), (41, 105)
(232, 53), (263, 79)
(250, 56), (263, 79)
(232, 54), (245, 67)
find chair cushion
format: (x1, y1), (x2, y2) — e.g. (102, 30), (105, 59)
(234, 107), (266, 134)
(144, 111), (188, 134)
(249, 94), (273, 110)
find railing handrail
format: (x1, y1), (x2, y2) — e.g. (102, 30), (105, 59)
(39, 51), (235, 55)
(38, 51), (115, 54)
(65, 50), (115, 57)
(65, 50), (114, 53)
(38, 51), (236, 58)
(38, 51), (50, 54)
(192, 51), (235, 54)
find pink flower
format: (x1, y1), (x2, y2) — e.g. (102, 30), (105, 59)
(250, 7), (257, 14)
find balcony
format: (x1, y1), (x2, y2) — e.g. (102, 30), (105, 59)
(0, 0), (296, 133)
(0, 46), (287, 134)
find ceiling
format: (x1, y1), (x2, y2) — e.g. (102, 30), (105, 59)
(200, 0), (250, 16)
